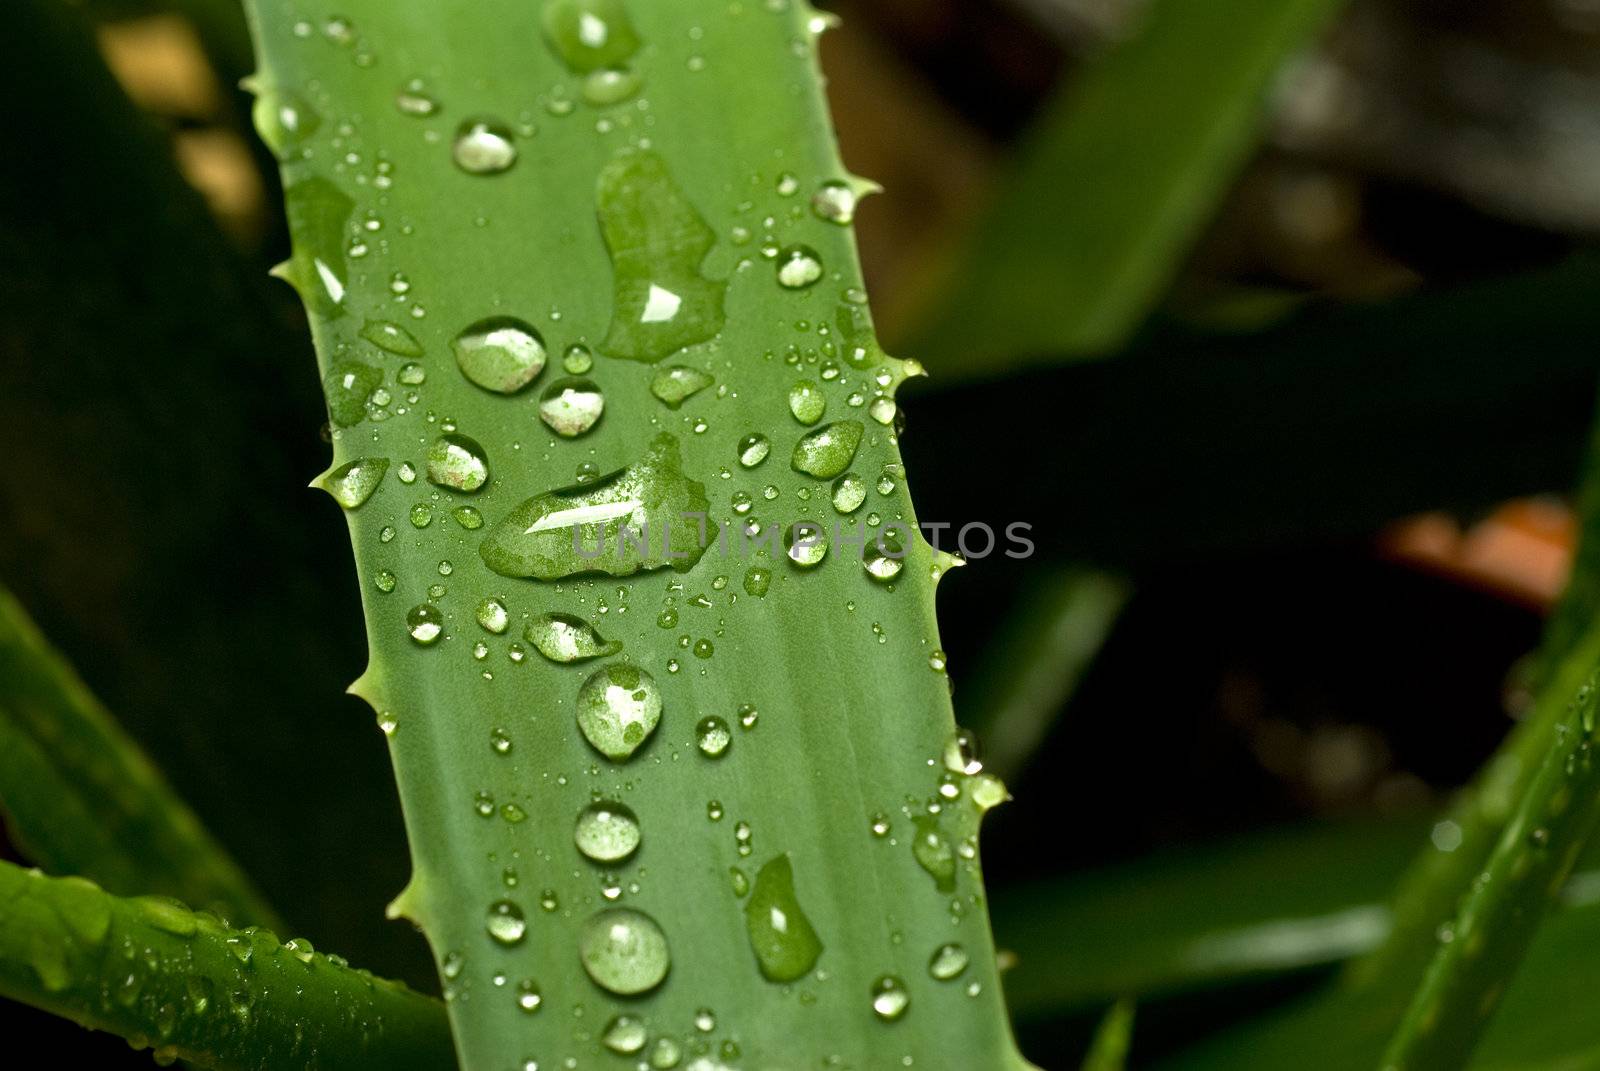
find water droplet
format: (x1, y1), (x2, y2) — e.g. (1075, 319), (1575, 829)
(453, 117), (518, 175)
(578, 907), (671, 995)
(650, 365), (715, 409)
(870, 974), (911, 1022)
(576, 663), (662, 761)
(453, 317), (547, 394)
(541, 0), (641, 72)
(321, 457), (388, 508)
(583, 67), (641, 106)
(426, 433), (490, 492)
(480, 433), (709, 579)
(516, 978), (542, 1013)
(407, 604), (444, 645)
(476, 597), (510, 634)
(831, 472), (866, 513)
(454, 505), (484, 529)
(943, 728), (984, 776)
(562, 343), (594, 374)
(696, 716), (731, 758)
(282, 178), (352, 319)
(912, 815), (956, 892)
(694, 1008), (716, 1032)
(777, 245), (824, 289)
(864, 531), (905, 583)
(538, 378), (605, 437)
(575, 800), (642, 863)
(707, 799), (724, 821)
(322, 362), (380, 426)
(811, 181), (857, 224)
(490, 727), (513, 754)
(929, 943), (969, 981)
(738, 433), (771, 468)
(526, 612), (623, 663)
(486, 900), (527, 945)
(360, 319), (424, 356)
(792, 421), (864, 479)
(597, 152), (726, 362)
(743, 565), (771, 597)
(785, 522), (829, 568)
(395, 80), (439, 117)
(648, 1037), (683, 1068)
(252, 88), (321, 160)
(869, 396), (897, 426)
(788, 380), (826, 425)
(744, 854), (823, 982)
(375, 570), (397, 593)
(869, 812), (891, 838)
(602, 1014), (649, 1055)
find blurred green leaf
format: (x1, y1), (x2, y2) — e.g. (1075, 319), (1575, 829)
(905, 0), (1346, 377)
(1081, 999), (1135, 1071)
(0, 860), (450, 1070)
(0, 586), (279, 929)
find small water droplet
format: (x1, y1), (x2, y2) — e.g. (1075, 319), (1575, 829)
(516, 978), (542, 1013)
(785, 522), (829, 568)
(538, 378), (605, 437)
(575, 800), (642, 863)
(738, 433), (771, 468)
(426, 432), (490, 492)
(486, 900), (528, 945)
(453, 117), (518, 175)
(476, 597), (510, 634)
(793, 421), (864, 479)
(602, 1014), (649, 1054)
(576, 663), (663, 761)
(863, 531), (905, 583)
(943, 728), (984, 776)
(582, 67), (641, 106)
(395, 80), (440, 117)
(912, 815), (956, 891)
(454, 505), (484, 529)
(527, 612), (622, 663)
(788, 380), (826, 425)
(743, 565), (771, 597)
(374, 570), (397, 593)
(928, 943), (969, 981)
(321, 457), (389, 508)
(831, 472), (866, 513)
(578, 907), (671, 995)
(871, 975), (910, 1022)
(777, 245), (824, 289)
(650, 365), (715, 409)
(811, 180), (857, 224)
(453, 317), (547, 394)
(696, 716), (731, 758)
(407, 604), (444, 645)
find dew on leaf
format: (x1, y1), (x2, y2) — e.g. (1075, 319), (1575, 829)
(563, 343), (595, 373)
(252, 88), (320, 160)
(871, 975), (910, 1022)
(785, 522), (828, 568)
(360, 319), (424, 356)
(486, 900), (527, 945)
(863, 531), (905, 583)
(792, 421), (863, 478)
(777, 245), (824, 289)
(929, 943), (970, 981)
(575, 800), (642, 863)
(578, 907), (671, 995)
(743, 565), (771, 597)
(538, 378), (605, 437)
(526, 612), (622, 663)
(583, 67), (641, 106)
(650, 365), (715, 409)
(453, 317), (547, 394)
(323, 363), (380, 426)
(743, 854), (823, 983)
(541, 0), (641, 72)
(321, 457), (388, 508)
(831, 472), (866, 513)
(602, 1014), (648, 1054)
(576, 663), (662, 761)
(696, 716), (731, 758)
(452, 117), (518, 175)
(943, 728), (984, 776)
(738, 433), (771, 468)
(407, 604), (444, 645)
(426, 432), (490, 492)
(788, 380), (825, 425)
(811, 180), (857, 224)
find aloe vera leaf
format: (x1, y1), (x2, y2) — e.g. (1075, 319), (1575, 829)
(0, 859), (450, 1070)
(0, 0), (422, 980)
(1378, 664), (1600, 1068)
(902, 0), (1347, 377)
(0, 586), (279, 929)
(964, 566), (1130, 780)
(244, 2), (1032, 1068)
(1081, 998), (1135, 1071)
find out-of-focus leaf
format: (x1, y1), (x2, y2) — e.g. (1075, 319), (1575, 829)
(0, 586), (278, 928)
(0, 0), (421, 984)
(964, 567), (1130, 781)
(904, 0), (1347, 378)
(0, 860), (450, 1070)
(903, 254), (1600, 566)
(1081, 999), (1135, 1071)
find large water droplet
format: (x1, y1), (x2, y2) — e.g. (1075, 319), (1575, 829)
(785, 522), (829, 568)
(575, 800), (642, 863)
(576, 664), (662, 760)
(480, 433), (709, 579)
(912, 815), (956, 892)
(788, 380), (825, 425)
(426, 433), (490, 492)
(453, 117), (518, 175)
(526, 612), (622, 663)
(541, 0), (641, 72)
(831, 472), (866, 513)
(738, 433), (771, 468)
(578, 907), (671, 995)
(538, 378), (605, 437)
(252, 88), (321, 159)
(871, 975), (910, 1021)
(597, 152), (726, 362)
(322, 362), (380, 427)
(486, 900), (527, 945)
(360, 319), (424, 356)
(453, 317), (547, 394)
(282, 177), (352, 319)
(476, 597), (510, 634)
(792, 421), (864, 479)
(602, 1014), (649, 1055)
(407, 604), (444, 645)
(863, 531), (905, 583)
(321, 457), (388, 508)
(744, 854), (823, 982)
(777, 245), (824, 289)
(650, 365), (715, 409)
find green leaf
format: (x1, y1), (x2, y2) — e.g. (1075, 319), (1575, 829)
(0, 859), (450, 1070)
(1081, 999), (1135, 1071)
(0, 586), (279, 929)
(903, 0), (1347, 377)
(244, 2), (1031, 1068)
(1380, 670), (1600, 1067)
